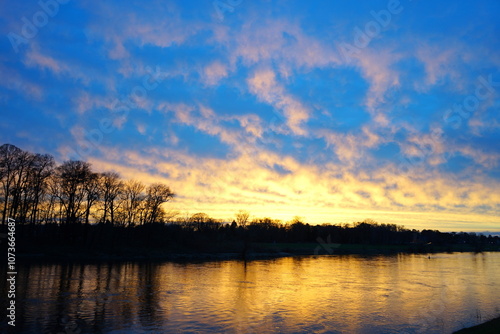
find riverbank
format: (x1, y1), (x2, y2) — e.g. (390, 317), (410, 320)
(454, 316), (500, 333)
(16, 241), (500, 262)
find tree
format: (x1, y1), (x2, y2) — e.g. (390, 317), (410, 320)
(53, 160), (93, 224)
(8, 149), (35, 223)
(163, 209), (180, 223)
(143, 183), (174, 224)
(83, 172), (101, 224)
(120, 179), (145, 226)
(20, 153), (55, 224)
(289, 217), (310, 242)
(235, 210), (250, 227)
(1, 144), (23, 224)
(98, 172), (123, 225)
(43, 176), (60, 223)
(190, 212), (209, 230)
(0, 144), (47, 224)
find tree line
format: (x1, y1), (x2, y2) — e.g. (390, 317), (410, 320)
(0, 144), (174, 226)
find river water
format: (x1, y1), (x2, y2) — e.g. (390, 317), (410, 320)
(2, 252), (500, 333)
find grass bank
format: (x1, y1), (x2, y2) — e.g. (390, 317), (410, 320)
(454, 316), (500, 334)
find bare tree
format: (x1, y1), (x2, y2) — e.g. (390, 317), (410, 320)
(83, 172), (101, 224)
(163, 209), (180, 223)
(1, 144), (179, 229)
(120, 179), (145, 226)
(53, 160), (93, 224)
(98, 172), (123, 225)
(190, 212), (210, 230)
(143, 183), (174, 224)
(45, 175), (62, 223)
(0, 144), (30, 224)
(21, 153), (55, 224)
(176, 211), (192, 227)
(235, 210), (250, 227)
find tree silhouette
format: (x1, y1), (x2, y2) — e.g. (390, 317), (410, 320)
(54, 160), (93, 224)
(99, 172), (123, 224)
(0, 144), (25, 225)
(235, 210), (250, 227)
(120, 180), (146, 226)
(143, 183), (175, 224)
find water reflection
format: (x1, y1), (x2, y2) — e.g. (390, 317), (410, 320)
(2, 253), (500, 333)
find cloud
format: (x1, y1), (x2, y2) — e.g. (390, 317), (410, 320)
(228, 17), (342, 71)
(23, 46), (90, 84)
(351, 48), (401, 124)
(455, 145), (500, 169)
(247, 69), (310, 136)
(400, 126), (446, 166)
(81, 141), (500, 230)
(203, 61), (229, 86)
(159, 102), (261, 156)
(24, 49), (66, 73)
(83, 1), (204, 60)
(232, 114), (263, 138)
(136, 123), (147, 135)
(315, 125), (382, 167)
(415, 43), (465, 90)
(0, 63), (43, 100)
(72, 92), (116, 115)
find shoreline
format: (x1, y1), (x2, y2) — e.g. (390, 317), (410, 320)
(454, 316), (500, 334)
(16, 242), (500, 263)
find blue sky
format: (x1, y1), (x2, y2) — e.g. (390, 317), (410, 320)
(1, 0), (499, 230)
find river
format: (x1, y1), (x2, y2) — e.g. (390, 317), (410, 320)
(2, 252), (500, 333)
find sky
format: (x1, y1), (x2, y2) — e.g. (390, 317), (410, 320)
(1, 0), (499, 231)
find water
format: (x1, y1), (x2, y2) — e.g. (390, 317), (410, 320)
(2, 252), (500, 333)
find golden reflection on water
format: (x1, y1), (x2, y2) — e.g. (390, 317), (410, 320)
(7, 253), (500, 333)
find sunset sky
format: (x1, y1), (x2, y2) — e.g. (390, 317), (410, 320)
(1, 0), (499, 231)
